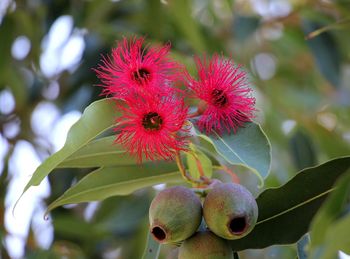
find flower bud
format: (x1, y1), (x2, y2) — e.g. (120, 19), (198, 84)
(149, 186), (202, 244)
(203, 183), (258, 240)
(178, 230), (233, 259)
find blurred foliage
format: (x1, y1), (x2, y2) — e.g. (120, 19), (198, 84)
(0, 0), (350, 258)
(309, 169), (350, 258)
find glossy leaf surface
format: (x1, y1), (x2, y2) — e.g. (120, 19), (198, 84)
(230, 156), (350, 251)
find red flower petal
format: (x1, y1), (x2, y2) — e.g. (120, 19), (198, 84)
(94, 37), (181, 99)
(114, 92), (189, 162)
(186, 54), (256, 134)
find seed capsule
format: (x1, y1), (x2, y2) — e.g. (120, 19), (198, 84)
(149, 186), (202, 244)
(178, 230), (233, 259)
(203, 182), (258, 240)
(166, 248), (179, 259)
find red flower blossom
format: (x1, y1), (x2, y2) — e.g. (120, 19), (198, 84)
(94, 37), (180, 99)
(186, 54), (256, 134)
(115, 93), (189, 161)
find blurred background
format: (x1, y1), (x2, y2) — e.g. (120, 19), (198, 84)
(0, 0), (350, 258)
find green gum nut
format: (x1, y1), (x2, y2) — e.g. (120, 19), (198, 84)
(178, 230), (233, 259)
(203, 182), (258, 240)
(149, 186), (202, 244)
(166, 248), (179, 259)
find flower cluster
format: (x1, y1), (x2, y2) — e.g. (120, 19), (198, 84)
(95, 37), (256, 161)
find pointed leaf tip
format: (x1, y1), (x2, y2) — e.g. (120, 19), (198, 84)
(16, 98), (118, 206)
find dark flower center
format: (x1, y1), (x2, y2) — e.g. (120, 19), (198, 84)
(132, 68), (151, 84)
(142, 112), (163, 131)
(211, 89), (228, 107)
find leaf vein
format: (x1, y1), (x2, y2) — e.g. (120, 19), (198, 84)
(213, 131), (248, 165)
(257, 188), (335, 225)
(49, 171), (180, 207)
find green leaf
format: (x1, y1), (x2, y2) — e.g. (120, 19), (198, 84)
(195, 122), (271, 185)
(229, 156), (350, 251)
(313, 215), (350, 259)
(142, 231), (160, 259)
(94, 194), (151, 235)
(46, 162), (181, 213)
(304, 18), (350, 40)
(53, 215), (104, 240)
(303, 19), (341, 88)
(186, 143), (213, 179)
(18, 99), (117, 200)
(58, 136), (137, 168)
(167, 0), (206, 53)
(289, 130), (317, 170)
(233, 15), (260, 42)
(309, 170), (350, 259)
(297, 234), (310, 259)
(310, 170), (350, 246)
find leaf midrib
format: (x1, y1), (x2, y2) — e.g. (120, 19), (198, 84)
(50, 171), (180, 206)
(63, 150), (127, 161)
(213, 131), (248, 165)
(257, 188), (334, 225)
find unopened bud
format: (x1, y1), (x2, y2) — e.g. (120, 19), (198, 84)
(149, 186), (202, 244)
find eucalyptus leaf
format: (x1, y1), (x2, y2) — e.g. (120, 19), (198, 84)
(303, 19), (341, 88)
(233, 15), (260, 42)
(297, 234), (310, 259)
(53, 215), (104, 240)
(46, 162), (181, 213)
(58, 136), (137, 168)
(230, 156), (350, 251)
(313, 215), (350, 259)
(309, 170), (350, 259)
(289, 130), (317, 170)
(195, 122), (271, 185)
(16, 99), (117, 204)
(186, 143), (213, 179)
(168, 0), (206, 52)
(142, 231), (161, 259)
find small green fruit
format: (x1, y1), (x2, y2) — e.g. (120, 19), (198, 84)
(166, 248), (179, 259)
(149, 186), (202, 244)
(203, 183), (258, 240)
(178, 231), (233, 259)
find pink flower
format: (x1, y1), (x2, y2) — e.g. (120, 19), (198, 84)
(115, 93), (189, 161)
(186, 54), (256, 134)
(94, 37), (180, 99)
